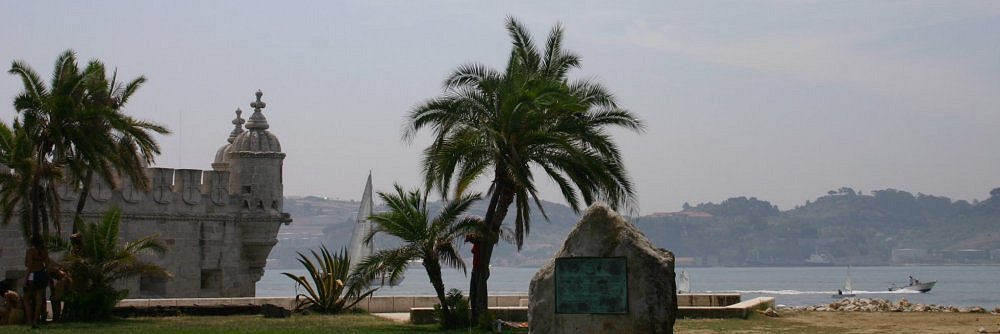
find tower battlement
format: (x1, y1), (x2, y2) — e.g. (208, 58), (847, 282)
(0, 90), (290, 298)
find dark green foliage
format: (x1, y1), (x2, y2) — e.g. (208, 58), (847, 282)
(433, 289), (470, 329)
(477, 310), (497, 331)
(63, 285), (128, 321)
(282, 245), (376, 314)
(348, 184), (480, 329)
(407, 16), (644, 321)
(60, 207), (170, 321)
(2, 50), (168, 240)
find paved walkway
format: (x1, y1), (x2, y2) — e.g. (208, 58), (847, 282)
(373, 312), (410, 323)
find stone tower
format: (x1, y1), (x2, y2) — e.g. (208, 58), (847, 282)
(228, 90), (285, 213)
(224, 90), (287, 288)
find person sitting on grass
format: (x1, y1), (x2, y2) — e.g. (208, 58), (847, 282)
(0, 290), (24, 325)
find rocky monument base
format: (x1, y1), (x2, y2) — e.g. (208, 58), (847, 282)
(529, 203), (678, 333)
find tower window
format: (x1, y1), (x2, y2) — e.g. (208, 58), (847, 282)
(201, 269), (221, 290)
(140, 275), (167, 297)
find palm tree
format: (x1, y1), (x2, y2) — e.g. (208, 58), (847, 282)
(405, 17), (644, 319)
(66, 64), (169, 231)
(3, 50), (168, 238)
(348, 184), (481, 329)
(59, 206), (171, 320)
(5, 50), (91, 238)
(0, 120), (50, 240)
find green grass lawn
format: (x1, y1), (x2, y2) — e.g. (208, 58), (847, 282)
(0, 312), (877, 334)
(0, 314), (529, 334)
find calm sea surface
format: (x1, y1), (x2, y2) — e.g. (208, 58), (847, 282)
(258, 265), (1000, 308)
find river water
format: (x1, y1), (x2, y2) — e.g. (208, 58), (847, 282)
(257, 265), (1000, 308)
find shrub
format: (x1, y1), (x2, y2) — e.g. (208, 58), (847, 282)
(61, 207), (170, 321)
(434, 288), (470, 329)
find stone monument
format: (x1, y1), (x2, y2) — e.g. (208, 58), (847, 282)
(529, 203), (677, 333)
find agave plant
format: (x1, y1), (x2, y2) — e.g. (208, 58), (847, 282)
(282, 245), (377, 313)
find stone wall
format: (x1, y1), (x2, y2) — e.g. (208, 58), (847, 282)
(0, 90), (290, 298)
(0, 167), (290, 298)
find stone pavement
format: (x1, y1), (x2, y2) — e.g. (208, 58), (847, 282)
(373, 312), (410, 323)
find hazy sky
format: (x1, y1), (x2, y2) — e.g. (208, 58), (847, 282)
(2, 1), (998, 214)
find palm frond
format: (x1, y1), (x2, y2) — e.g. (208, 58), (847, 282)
(405, 17), (643, 254)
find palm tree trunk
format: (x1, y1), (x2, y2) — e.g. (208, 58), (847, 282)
(40, 189), (50, 237)
(470, 171), (515, 322)
(30, 184), (42, 238)
(424, 258), (452, 325)
(73, 170), (94, 233)
(470, 241), (495, 323)
(30, 145), (47, 238)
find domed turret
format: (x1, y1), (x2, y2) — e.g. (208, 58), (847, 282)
(226, 90), (286, 213)
(212, 108), (245, 171)
(231, 91), (281, 153)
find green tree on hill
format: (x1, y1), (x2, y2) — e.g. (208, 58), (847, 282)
(406, 17), (644, 320)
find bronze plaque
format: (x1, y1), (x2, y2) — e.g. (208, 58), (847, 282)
(555, 256), (628, 314)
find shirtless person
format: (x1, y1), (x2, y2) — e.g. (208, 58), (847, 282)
(25, 235), (49, 328)
(49, 268), (70, 322)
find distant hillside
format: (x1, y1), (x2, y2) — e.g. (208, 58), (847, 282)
(636, 187), (1000, 266)
(271, 187), (1000, 269)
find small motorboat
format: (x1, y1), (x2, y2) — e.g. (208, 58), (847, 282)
(889, 281), (936, 293)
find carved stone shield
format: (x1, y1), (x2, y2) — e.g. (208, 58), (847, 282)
(152, 169), (173, 204)
(89, 177), (112, 202)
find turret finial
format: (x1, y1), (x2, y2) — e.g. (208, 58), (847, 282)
(228, 108), (246, 143)
(245, 90), (270, 130)
(250, 90), (266, 111)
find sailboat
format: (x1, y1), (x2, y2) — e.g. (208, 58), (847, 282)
(831, 265), (855, 298)
(678, 269), (691, 294)
(347, 172), (402, 286)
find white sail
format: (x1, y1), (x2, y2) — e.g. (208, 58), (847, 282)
(347, 172), (375, 271)
(346, 172), (403, 286)
(844, 265), (853, 292)
(678, 269), (691, 293)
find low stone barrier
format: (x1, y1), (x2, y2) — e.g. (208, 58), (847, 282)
(113, 293), (764, 320)
(116, 295), (529, 315)
(114, 297), (295, 317)
(677, 297), (775, 319)
(677, 293), (741, 307)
